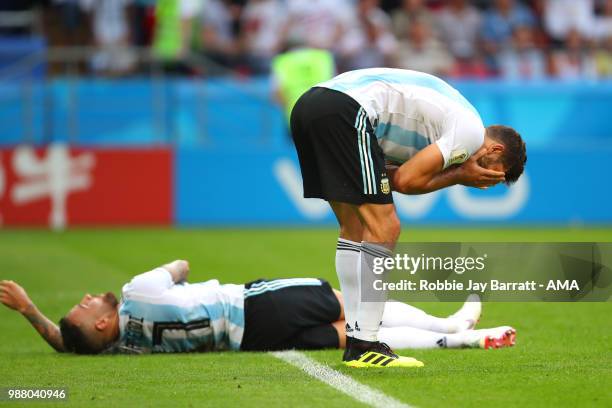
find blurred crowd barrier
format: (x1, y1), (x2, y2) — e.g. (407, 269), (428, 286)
(1, 77), (611, 148)
(0, 76), (610, 228)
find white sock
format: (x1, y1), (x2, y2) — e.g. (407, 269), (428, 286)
(381, 301), (428, 327)
(381, 301), (469, 333)
(378, 326), (467, 349)
(335, 238), (361, 337)
(447, 294), (482, 331)
(354, 242), (391, 342)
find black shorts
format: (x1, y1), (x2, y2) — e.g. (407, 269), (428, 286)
(290, 87), (393, 205)
(240, 278), (341, 351)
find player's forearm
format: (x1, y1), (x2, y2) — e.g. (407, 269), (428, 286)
(21, 304), (65, 352)
(392, 166), (461, 195)
(415, 167), (463, 194)
(387, 142), (451, 195)
(163, 260), (190, 283)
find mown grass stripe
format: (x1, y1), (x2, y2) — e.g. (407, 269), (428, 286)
(270, 350), (413, 408)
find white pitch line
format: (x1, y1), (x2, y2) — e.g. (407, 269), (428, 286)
(270, 350), (413, 408)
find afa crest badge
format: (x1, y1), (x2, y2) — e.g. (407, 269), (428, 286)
(381, 177), (391, 194)
(448, 149), (469, 166)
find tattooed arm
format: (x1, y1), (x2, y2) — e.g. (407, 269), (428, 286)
(0, 280), (65, 352)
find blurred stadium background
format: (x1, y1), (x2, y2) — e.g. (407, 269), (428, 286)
(1, 2), (611, 406)
(0, 0), (610, 229)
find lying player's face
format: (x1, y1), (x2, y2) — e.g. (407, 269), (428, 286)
(66, 292), (118, 324)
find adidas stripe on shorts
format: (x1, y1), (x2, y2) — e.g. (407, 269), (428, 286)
(240, 278), (341, 351)
(290, 87), (393, 205)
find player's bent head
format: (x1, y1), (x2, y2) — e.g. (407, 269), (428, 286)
(59, 292), (119, 354)
(484, 125), (527, 185)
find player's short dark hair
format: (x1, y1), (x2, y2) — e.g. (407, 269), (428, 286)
(59, 317), (101, 355)
(486, 125), (527, 185)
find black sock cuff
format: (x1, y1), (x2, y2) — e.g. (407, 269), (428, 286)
(337, 238), (361, 253)
(361, 242), (392, 258)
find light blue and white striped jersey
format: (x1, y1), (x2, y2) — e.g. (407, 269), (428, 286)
(115, 268), (244, 354)
(317, 68), (485, 168)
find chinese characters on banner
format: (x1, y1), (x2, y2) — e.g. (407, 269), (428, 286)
(0, 145), (172, 229)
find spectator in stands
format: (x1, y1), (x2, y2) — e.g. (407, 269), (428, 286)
(528, 0), (546, 25)
(128, 0), (155, 48)
(241, 0), (286, 75)
(593, 0), (612, 41)
(272, 46), (335, 122)
(436, 0), (489, 78)
(496, 25), (547, 80)
(481, 0), (536, 68)
(199, 0), (243, 73)
(150, 0), (202, 74)
(283, 0), (352, 52)
(550, 28), (598, 79)
(395, 17), (453, 76)
(338, 0), (397, 70)
(80, 0), (136, 74)
(436, 0), (481, 60)
(522, 0), (552, 54)
(594, 35), (612, 77)
(543, 0), (595, 43)
(0, 0), (37, 36)
(390, 0), (437, 40)
(53, 0), (85, 46)
(449, 56), (491, 78)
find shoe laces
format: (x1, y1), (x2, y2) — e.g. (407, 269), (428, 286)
(373, 342), (398, 358)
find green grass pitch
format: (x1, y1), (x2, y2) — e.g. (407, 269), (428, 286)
(0, 227), (611, 407)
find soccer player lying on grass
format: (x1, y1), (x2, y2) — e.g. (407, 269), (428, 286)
(0, 260), (515, 360)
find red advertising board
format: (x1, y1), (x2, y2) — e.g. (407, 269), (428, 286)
(0, 145), (172, 227)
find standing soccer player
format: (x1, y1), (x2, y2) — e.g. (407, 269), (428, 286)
(290, 68), (527, 368)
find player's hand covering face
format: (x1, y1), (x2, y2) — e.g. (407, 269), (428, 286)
(459, 147), (506, 189)
(0, 280), (33, 313)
